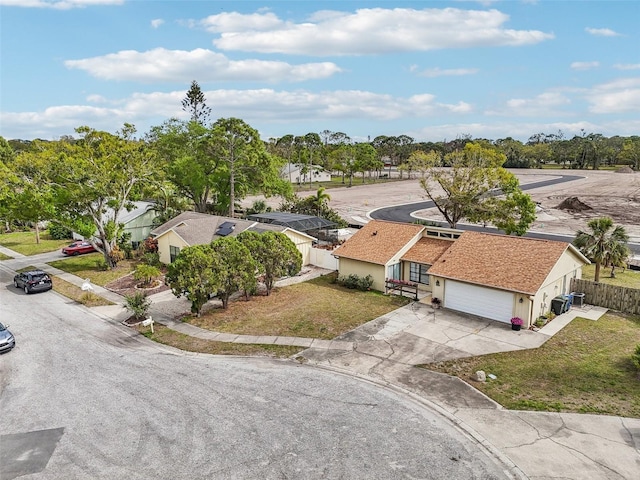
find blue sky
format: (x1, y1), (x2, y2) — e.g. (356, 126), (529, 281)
(1, 0), (639, 142)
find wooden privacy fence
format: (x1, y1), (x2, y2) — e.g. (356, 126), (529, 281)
(570, 278), (640, 315)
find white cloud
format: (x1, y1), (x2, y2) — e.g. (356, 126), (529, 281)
(86, 94), (108, 103)
(614, 63), (640, 71)
(570, 61), (600, 70)
(587, 78), (640, 114)
(64, 48), (342, 83)
(0, 88), (472, 139)
(487, 92), (571, 117)
(200, 11), (283, 33)
(585, 27), (621, 37)
(410, 119), (640, 143)
(417, 67), (479, 78)
(0, 0), (123, 9)
(208, 7), (554, 55)
(151, 18), (164, 29)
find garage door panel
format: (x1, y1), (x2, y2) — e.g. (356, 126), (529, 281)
(444, 281), (514, 323)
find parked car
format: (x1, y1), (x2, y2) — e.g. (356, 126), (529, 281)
(62, 240), (96, 256)
(0, 322), (15, 353)
(13, 270), (53, 294)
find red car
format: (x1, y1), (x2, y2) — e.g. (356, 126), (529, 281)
(62, 241), (97, 256)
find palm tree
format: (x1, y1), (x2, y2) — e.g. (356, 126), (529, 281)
(312, 187), (331, 217)
(573, 217), (630, 282)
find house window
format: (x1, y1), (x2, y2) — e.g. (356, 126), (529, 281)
(169, 245), (180, 263)
(409, 263), (430, 285)
(387, 263), (401, 280)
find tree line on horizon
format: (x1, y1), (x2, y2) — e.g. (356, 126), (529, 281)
(0, 81), (637, 270)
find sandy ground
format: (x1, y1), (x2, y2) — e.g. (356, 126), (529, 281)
(243, 169), (640, 244)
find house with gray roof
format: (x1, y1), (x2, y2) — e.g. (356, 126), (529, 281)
(150, 211), (316, 265)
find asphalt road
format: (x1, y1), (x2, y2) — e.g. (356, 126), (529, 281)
(370, 174), (640, 255)
(0, 266), (511, 480)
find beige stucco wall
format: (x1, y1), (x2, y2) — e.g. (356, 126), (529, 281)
(338, 258), (386, 291)
(430, 275), (445, 301)
(512, 296), (533, 328)
(156, 231), (189, 264)
(530, 249), (586, 322)
(282, 230), (313, 266)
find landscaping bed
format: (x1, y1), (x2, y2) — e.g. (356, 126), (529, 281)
(105, 271), (170, 298)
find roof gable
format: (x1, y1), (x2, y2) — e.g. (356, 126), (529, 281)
(332, 220), (425, 265)
(401, 237), (453, 264)
(428, 231), (584, 294)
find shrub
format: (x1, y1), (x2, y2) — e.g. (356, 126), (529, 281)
(78, 291), (101, 305)
(141, 236), (158, 253)
(48, 223), (72, 240)
(134, 264), (161, 287)
(337, 274), (373, 291)
(632, 344), (640, 371)
(124, 292), (151, 321)
(117, 232), (133, 259)
(142, 252), (161, 267)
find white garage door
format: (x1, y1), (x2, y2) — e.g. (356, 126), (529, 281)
(444, 280), (514, 323)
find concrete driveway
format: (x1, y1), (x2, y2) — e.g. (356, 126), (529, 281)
(300, 299), (608, 374)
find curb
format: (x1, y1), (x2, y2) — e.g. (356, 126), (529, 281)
(307, 362), (528, 480)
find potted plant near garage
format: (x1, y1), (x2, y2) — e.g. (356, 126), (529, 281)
(510, 317), (524, 331)
(431, 297), (441, 309)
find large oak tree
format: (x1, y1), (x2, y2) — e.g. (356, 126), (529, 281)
(32, 125), (160, 268)
(420, 143), (536, 234)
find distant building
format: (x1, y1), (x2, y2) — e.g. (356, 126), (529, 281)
(280, 163), (331, 184)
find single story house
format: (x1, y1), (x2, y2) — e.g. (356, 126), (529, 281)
(332, 220), (590, 328)
(73, 201), (158, 247)
(281, 163), (332, 184)
(150, 211), (316, 266)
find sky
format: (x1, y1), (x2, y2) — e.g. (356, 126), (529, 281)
(1, 0), (639, 143)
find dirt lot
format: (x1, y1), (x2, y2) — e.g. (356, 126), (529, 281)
(244, 169), (640, 244)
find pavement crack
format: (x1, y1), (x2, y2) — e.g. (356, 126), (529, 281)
(510, 414), (629, 479)
(620, 417), (640, 452)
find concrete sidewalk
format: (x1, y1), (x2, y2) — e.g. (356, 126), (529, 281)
(1, 245), (639, 479)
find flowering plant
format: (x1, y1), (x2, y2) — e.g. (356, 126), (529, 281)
(386, 278), (416, 287)
(510, 317), (524, 326)
(431, 297), (441, 306)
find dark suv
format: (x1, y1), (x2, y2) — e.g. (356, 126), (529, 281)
(13, 270), (53, 294)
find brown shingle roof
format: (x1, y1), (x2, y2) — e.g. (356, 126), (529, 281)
(428, 231), (580, 294)
(401, 237), (453, 264)
(332, 220), (424, 265)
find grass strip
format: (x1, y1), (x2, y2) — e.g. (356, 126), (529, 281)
(137, 324), (303, 357)
(51, 275), (114, 307)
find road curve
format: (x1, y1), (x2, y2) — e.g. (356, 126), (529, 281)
(0, 267), (512, 480)
(370, 174), (640, 255)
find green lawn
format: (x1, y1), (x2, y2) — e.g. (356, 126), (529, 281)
(0, 231), (71, 256)
(422, 313), (640, 417)
(48, 253), (140, 287)
(581, 264), (640, 288)
(185, 273), (411, 340)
